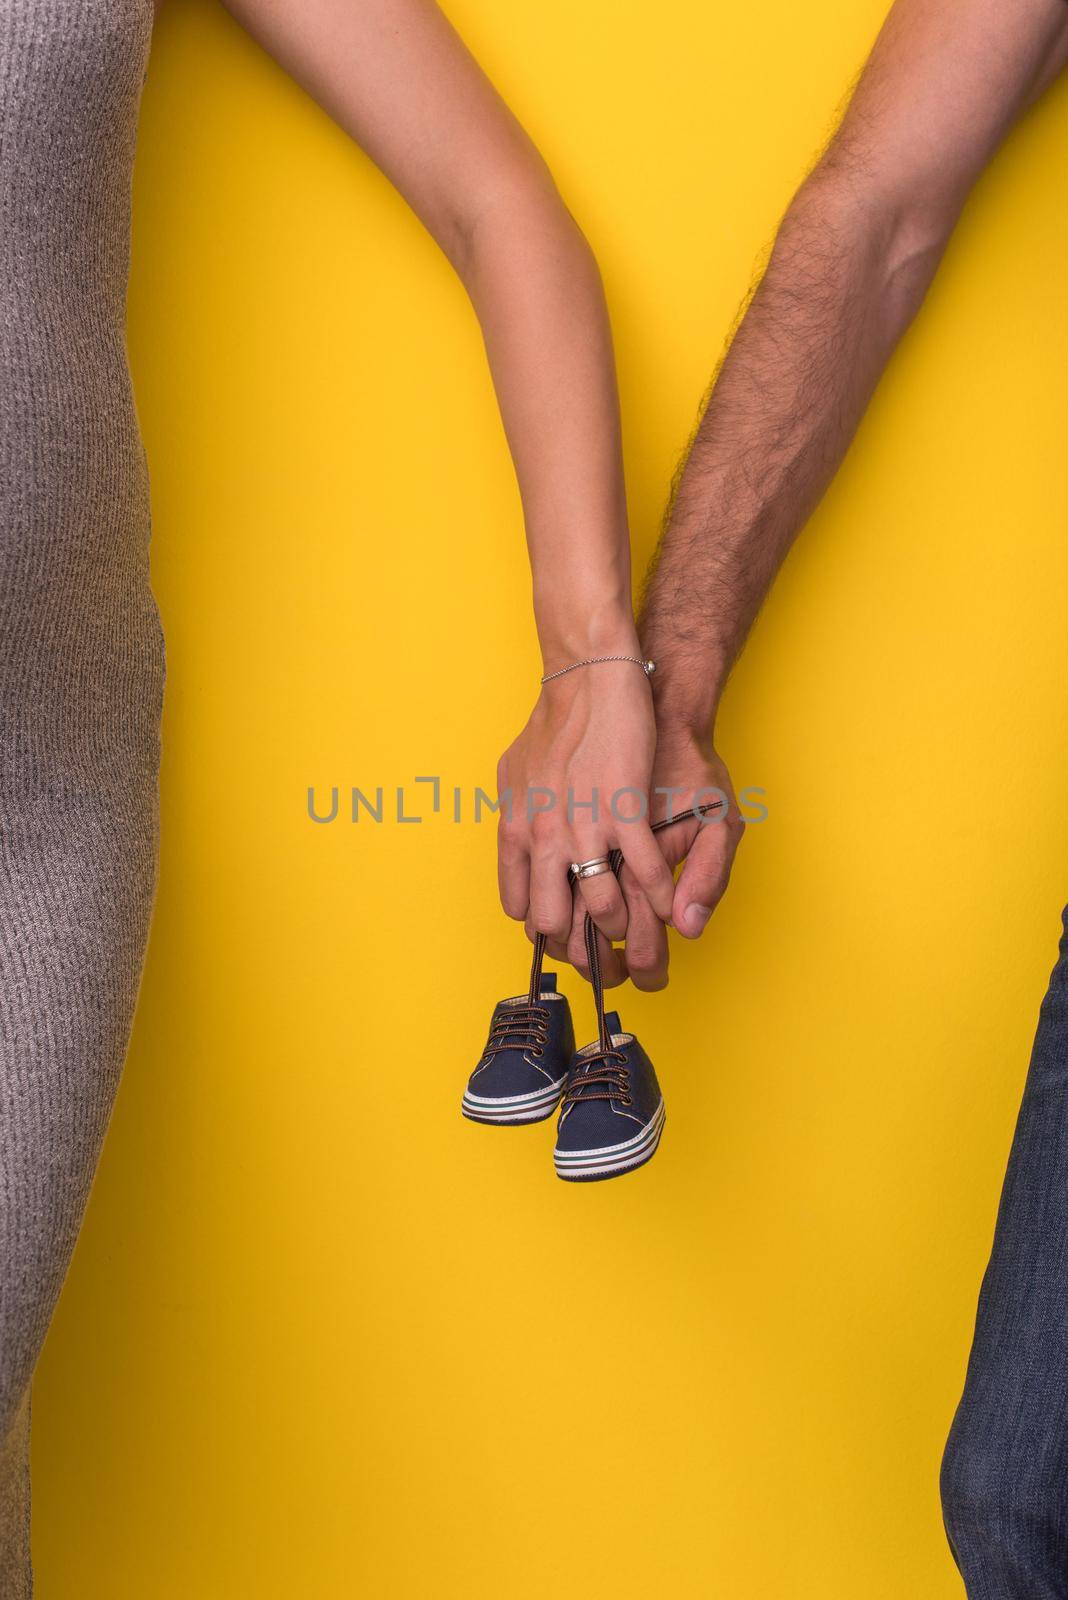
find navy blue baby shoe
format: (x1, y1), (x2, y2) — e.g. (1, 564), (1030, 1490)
(554, 1009), (665, 1182)
(466, 807), (717, 1168)
(462, 960), (575, 1126)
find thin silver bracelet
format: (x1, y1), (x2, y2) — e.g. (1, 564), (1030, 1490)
(540, 654), (656, 685)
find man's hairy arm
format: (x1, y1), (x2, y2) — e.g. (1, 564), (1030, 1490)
(612, 0), (1068, 990)
(646, 0), (1068, 729)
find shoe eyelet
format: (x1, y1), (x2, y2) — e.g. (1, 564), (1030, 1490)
(531, 1047), (544, 1057)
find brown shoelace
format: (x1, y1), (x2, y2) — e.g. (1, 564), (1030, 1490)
(560, 904), (631, 1106)
(482, 1002), (550, 1061)
(564, 1049), (631, 1106)
(525, 801), (725, 1107)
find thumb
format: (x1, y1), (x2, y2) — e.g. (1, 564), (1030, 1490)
(672, 819), (736, 938)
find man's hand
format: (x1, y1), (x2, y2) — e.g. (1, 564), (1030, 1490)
(619, 0), (1068, 994)
(561, 726), (745, 991)
(496, 663), (676, 953)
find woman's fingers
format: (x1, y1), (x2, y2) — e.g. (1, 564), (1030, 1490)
(565, 895), (626, 987)
(598, 929), (628, 988)
(527, 831), (577, 944)
(524, 919), (570, 963)
(574, 852), (629, 941)
(497, 818), (530, 921)
(508, 826), (633, 988)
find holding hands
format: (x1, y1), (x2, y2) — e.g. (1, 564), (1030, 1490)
(497, 664), (745, 990)
(497, 655), (673, 953)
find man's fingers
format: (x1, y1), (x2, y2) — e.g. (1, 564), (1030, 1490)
(673, 814), (743, 937)
(621, 869), (669, 991)
(615, 821), (676, 922)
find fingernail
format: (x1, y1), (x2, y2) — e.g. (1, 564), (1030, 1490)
(685, 903), (713, 935)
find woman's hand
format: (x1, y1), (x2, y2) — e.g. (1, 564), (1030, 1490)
(226, 0), (647, 941)
(496, 662), (675, 953)
(559, 725), (745, 991)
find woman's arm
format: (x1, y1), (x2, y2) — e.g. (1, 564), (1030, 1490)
(222, 0), (676, 949)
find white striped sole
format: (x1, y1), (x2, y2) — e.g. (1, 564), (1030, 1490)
(461, 1074), (567, 1126)
(554, 1100), (666, 1181)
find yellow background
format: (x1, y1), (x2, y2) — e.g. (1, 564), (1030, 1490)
(30, 0), (1068, 1593)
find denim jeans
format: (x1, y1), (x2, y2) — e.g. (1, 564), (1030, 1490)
(942, 905), (1068, 1596)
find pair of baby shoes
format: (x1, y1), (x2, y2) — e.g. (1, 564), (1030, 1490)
(462, 938), (665, 1183)
(463, 808), (722, 1179)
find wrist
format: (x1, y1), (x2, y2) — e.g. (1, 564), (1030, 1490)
(646, 652), (727, 742)
(535, 593), (639, 676)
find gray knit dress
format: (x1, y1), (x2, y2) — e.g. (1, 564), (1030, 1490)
(0, 1), (161, 1589)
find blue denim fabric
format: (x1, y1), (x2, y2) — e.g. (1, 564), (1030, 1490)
(942, 905), (1068, 1596)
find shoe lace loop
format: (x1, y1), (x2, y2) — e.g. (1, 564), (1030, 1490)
(483, 1003), (549, 1060)
(563, 1050), (630, 1107)
(521, 807), (724, 1106)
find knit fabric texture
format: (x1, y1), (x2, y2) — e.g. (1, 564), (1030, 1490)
(0, 3), (160, 1590)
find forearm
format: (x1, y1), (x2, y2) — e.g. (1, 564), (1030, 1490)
(641, 0), (1068, 740)
(641, 173), (945, 736)
(221, 0), (637, 669)
(456, 187), (635, 667)
(482, 187), (671, 946)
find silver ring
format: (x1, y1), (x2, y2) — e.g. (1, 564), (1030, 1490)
(570, 856), (612, 880)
